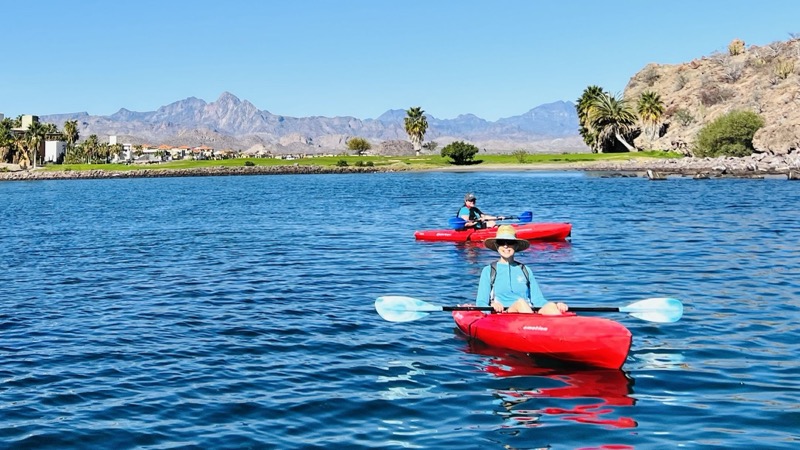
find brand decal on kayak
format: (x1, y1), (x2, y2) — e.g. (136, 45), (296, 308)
(522, 325), (548, 331)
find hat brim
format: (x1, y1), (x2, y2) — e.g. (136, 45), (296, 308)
(484, 238), (530, 252)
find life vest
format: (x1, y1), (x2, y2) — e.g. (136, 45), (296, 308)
(456, 206), (485, 229)
(489, 261), (531, 303)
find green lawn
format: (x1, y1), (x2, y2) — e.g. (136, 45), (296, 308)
(44, 151), (683, 172)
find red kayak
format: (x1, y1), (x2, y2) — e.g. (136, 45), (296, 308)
(452, 310), (632, 369)
(415, 222), (572, 242)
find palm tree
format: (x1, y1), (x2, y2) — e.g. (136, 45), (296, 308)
(109, 143), (124, 162)
(404, 107), (428, 156)
(576, 86), (605, 152)
(0, 118), (14, 162)
(84, 134), (99, 163)
(637, 91), (665, 145)
(24, 121), (47, 168)
(63, 120), (79, 149)
(588, 92), (638, 153)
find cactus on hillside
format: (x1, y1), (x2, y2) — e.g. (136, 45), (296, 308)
(728, 38), (745, 56)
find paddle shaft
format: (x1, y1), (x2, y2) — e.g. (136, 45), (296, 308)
(442, 305), (620, 312)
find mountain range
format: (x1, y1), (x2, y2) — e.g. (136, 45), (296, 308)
(40, 93), (589, 154)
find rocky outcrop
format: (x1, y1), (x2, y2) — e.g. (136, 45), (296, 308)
(623, 38), (800, 156)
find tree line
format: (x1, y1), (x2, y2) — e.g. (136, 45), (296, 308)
(0, 116), (130, 168)
(576, 85), (764, 157)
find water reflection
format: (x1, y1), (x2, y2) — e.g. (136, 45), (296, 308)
(463, 341), (637, 429)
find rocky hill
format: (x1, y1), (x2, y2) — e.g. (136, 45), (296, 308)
(623, 37), (800, 156)
(40, 94), (589, 155)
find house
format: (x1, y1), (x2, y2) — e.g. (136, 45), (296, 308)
(44, 141), (67, 163)
(10, 114), (67, 166)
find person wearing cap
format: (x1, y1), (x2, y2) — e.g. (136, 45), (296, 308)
(476, 225), (568, 315)
(458, 193), (497, 229)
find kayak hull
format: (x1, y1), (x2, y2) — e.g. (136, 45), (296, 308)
(452, 310), (632, 369)
(415, 222), (572, 242)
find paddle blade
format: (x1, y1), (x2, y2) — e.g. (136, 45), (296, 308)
(448, 217), (467, 229)
(375, 296), (444, 322)
(518, 211), (533, 223)
(619, 297), (683, 323)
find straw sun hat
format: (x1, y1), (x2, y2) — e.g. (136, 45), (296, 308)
(484, 225), (531, 252)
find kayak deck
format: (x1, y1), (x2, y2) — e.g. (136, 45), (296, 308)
(415, 222), (572, 242)
(453, 310), (632, 369)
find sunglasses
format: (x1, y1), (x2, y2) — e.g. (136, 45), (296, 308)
(496, 240), (517, 248)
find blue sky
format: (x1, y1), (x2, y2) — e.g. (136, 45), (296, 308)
(2, 0), (799, 121)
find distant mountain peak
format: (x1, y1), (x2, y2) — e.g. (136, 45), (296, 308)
(39, 92), (584, 152)
(216, 92), (241, 104)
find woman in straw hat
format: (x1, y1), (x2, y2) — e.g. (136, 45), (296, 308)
(477, 225), (568, 315)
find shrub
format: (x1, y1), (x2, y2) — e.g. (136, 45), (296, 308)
(699, 85), (734, 106)
(642, 66), (660, 86)
(728, 38), (745, 56)
(244, 161), (255, 166)
(674, 73), (689, 91)
(336, 159), (348, 167)
(672, 108), (695, 126)
(354, 160), (364, 167)
(366, 161), (374, 167)
(511, 149), (528, 163)
(440, 141), (479, 165)
(774, 59), (795, 79)
(693, 110), (765, 157)
(723, 62), (744, 83)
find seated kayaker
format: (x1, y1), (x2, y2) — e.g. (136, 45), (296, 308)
(458, 193), (497, 229)
(476, 225), (568, 315)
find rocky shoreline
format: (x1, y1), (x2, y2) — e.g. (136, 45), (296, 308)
(576, 153), (800, 178)
(1, 154), (798, 181)
(0, 164), (388, 181)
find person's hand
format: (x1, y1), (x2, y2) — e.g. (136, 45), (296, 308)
(490, 300), (504, 313)
(555, 302), (569, 313)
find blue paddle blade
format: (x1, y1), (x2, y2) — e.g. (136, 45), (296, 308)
(448, 217), (467, 229)
(375, 296), (443, 322)
(619, 297), (683, 323)
(518, 211), (533, 223)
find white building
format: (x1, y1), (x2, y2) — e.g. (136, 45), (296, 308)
(45, 140), (67, 163)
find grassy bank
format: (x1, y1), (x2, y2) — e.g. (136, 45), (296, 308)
(44, 151), (683, 172)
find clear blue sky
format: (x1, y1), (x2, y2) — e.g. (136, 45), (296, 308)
(2, 0), (798, 121)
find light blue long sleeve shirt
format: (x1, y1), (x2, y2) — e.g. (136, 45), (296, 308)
(476, 261), (547, 308)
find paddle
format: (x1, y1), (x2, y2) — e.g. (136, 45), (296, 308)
(448, 211), (533, 229)
(374, 295), (684, 324)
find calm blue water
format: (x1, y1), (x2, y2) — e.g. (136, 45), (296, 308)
(1, 171), (799, 449)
